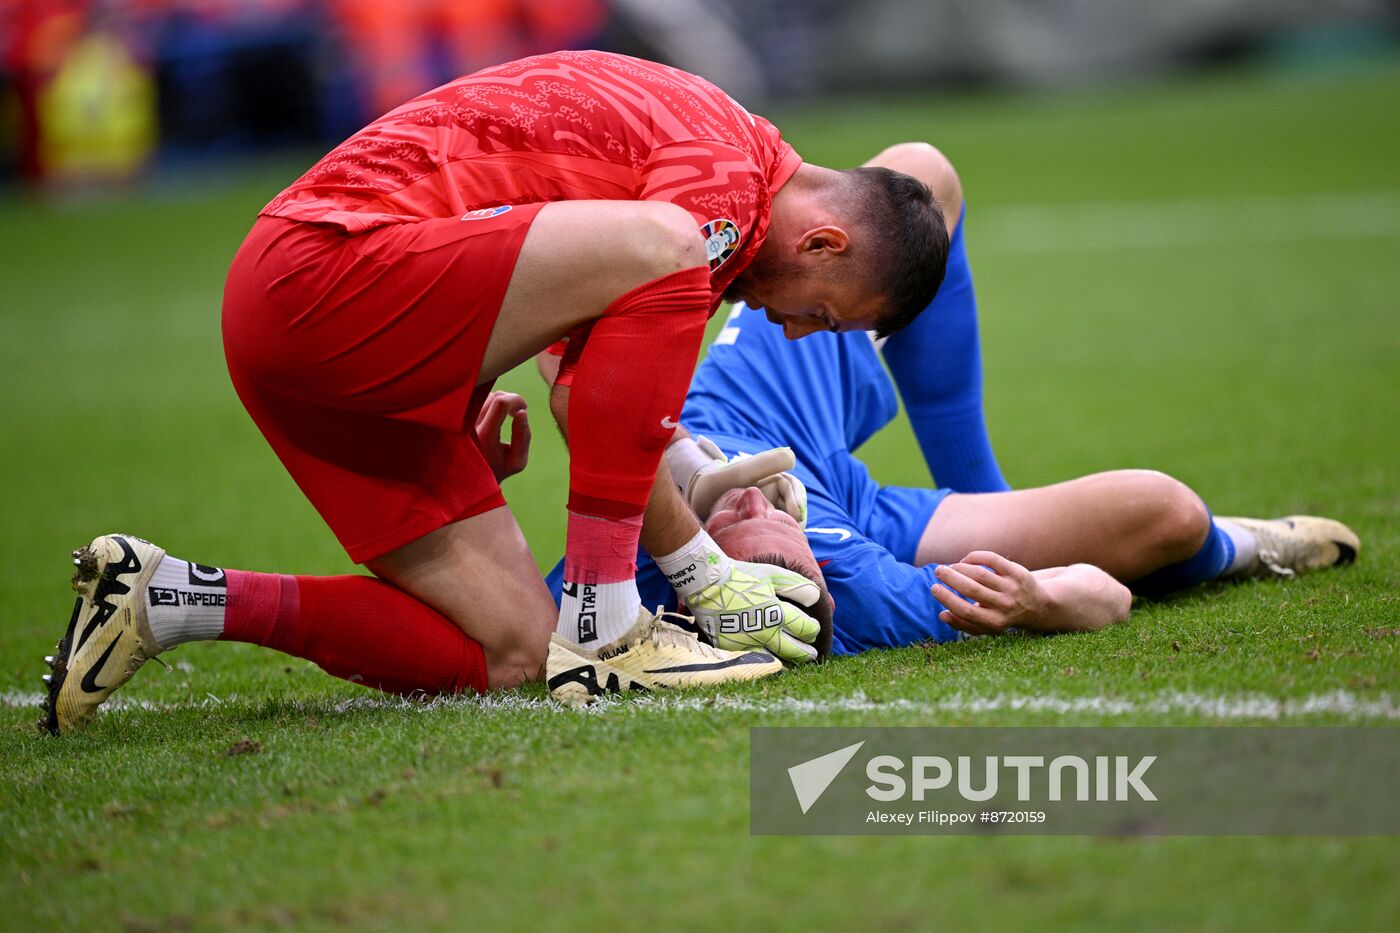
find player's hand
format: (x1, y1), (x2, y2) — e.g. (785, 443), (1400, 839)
(665, 435), (808, 525)
(687, 561), (822, 664)
(475, 391), (531, 481)
(931, 551), (1046, 636)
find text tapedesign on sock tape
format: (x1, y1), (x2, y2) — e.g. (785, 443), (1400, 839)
(563, 581), (598, 643)
(149, 587), (225, 608)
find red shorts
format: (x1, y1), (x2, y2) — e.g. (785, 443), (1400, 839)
(222, 205), (545, 563)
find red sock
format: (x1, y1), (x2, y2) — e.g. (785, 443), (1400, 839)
(564, 512), (642, 584)
(220, 571), (487, 696)
(566, 265), (710, 520)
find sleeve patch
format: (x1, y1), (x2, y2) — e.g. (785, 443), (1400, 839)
(701, 218), (742, 270)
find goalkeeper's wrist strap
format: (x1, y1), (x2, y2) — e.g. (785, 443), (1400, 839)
(654, 528), (733, 601)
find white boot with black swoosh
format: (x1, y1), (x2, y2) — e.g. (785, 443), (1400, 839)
(40, 534), (167, 735)
(1217, 516), (1361, 579)
(546, 606), (782, 708)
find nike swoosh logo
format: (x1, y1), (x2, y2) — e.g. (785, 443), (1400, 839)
(80, 631), (122, 694)
(660, 416), (680, 430)
(77, 537), (140, 651)
(807, 527), (852, 541)
(645, 652), (774, 674)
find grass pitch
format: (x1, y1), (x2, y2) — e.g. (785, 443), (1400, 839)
(2, 63), (1399, 931)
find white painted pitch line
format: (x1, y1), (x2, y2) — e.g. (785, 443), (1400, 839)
(4, 688), (1397, 722)
(976, 191), (1400, 254)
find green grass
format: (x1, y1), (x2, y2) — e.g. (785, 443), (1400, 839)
(3, 62), (1400, 931)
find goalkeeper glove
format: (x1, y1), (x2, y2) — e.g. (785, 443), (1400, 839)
(665, 435), (808, 526)
(685, 561), (822, 665)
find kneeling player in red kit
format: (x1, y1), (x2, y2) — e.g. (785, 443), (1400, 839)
(40, 50), (949, 730)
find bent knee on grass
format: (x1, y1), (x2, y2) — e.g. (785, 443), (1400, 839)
(1114, 469), (1211, 564)
(485, 632), (552, 691)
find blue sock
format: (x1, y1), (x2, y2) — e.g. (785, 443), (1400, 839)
(1132, 510), (1236, 597)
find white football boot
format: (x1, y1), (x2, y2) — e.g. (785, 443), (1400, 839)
(40, 534), (167, 735)
(547, 607), (782, 708)
(1219, 515), (1360, 579)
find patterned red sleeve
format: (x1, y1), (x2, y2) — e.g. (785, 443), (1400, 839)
(637, 140), (772, 301)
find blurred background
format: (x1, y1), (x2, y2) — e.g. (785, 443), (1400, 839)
(2, 0), (1397, 189)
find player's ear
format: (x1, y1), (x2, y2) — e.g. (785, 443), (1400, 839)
(799, 224), (850, 256)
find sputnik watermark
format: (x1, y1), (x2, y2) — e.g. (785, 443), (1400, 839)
(751, 727), (1400, 836)
(864, 753), (1156, 802)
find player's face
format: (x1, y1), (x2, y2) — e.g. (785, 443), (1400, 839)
(705, 487), (823, 585)
(738, 272), (887, 340)
(727, 233), (888, 339)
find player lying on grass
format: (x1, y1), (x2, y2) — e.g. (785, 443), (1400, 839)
(538, 141), (1360, 654)
(38, 51), (951, 733)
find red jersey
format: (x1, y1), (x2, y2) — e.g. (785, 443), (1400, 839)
(261, 50), (802, 305)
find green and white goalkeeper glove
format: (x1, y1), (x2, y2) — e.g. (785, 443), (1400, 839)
(664, 435), (808, 526)
(656, 531), (822, 665)
(688, 560), (822, 664)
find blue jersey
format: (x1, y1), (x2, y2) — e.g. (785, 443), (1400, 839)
(683, 305), (900, 468)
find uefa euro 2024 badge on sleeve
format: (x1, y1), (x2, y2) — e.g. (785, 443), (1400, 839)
(702, 218), (741, 270)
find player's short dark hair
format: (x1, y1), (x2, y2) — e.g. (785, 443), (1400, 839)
(844, 166), (949, 339)
(751, 552), (835, 660)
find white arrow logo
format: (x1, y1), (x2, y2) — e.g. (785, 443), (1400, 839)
(787, 741), (865, 814)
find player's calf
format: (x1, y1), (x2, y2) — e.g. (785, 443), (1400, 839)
(364, 509), (555, 692)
